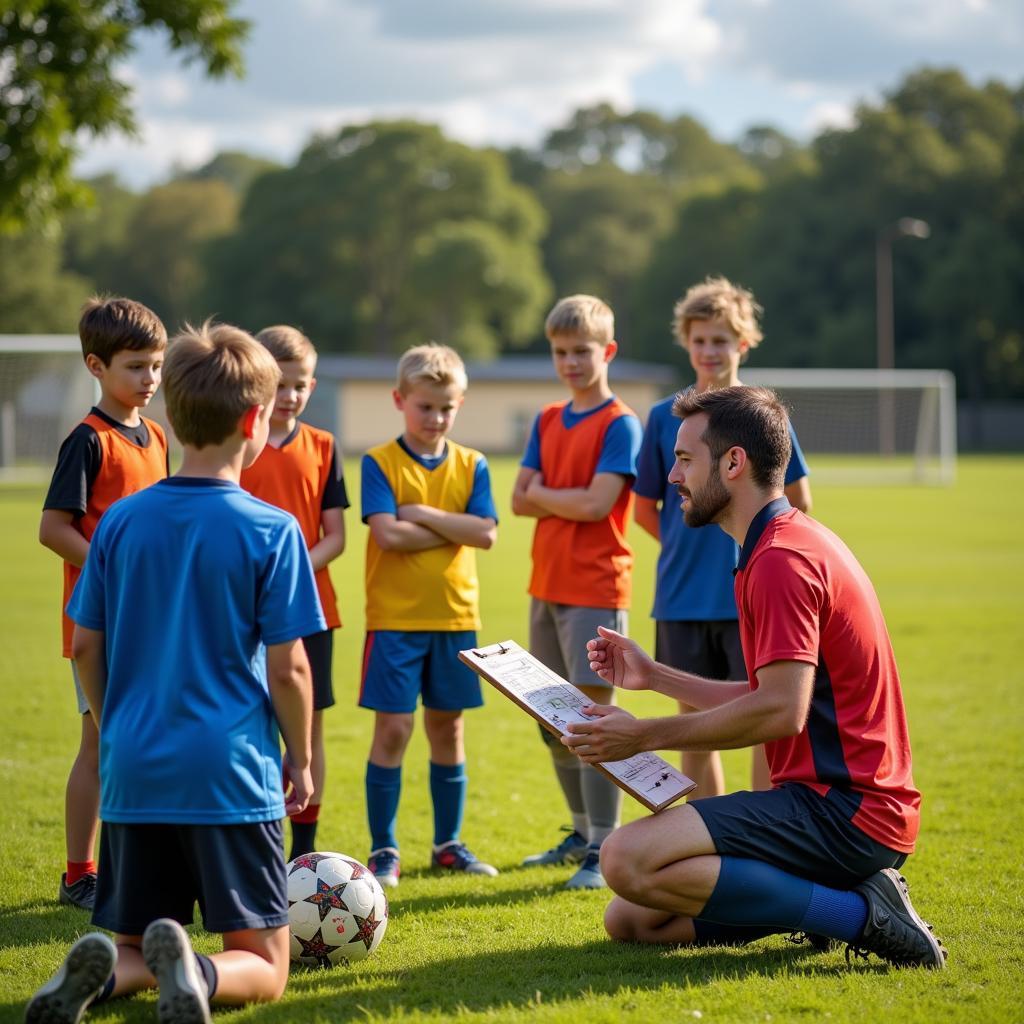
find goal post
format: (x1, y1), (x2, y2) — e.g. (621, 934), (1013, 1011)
(740, 368), (957, 485)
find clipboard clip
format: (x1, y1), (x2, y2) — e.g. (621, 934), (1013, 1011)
(472, 643), (510, 658)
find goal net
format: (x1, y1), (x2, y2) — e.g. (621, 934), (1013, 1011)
(741, 368), (957, 485)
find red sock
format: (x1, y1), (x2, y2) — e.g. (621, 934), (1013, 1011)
(290, 802), (321, 825)
(66, 860), (96, 884)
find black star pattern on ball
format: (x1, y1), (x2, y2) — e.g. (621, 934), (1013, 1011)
(295, 927), (341, 968)
(341, 858), (370, 880)
(304, 877), (351, 922)
(289, 853), (334, 875)
(348, 906), (384, 951)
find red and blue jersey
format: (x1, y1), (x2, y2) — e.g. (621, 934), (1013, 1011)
(734, 498), (921, 853)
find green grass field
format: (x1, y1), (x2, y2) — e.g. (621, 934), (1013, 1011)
(1, 456), (1022, 1023)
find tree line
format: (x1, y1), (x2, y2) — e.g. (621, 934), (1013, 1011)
(1, 67), (1021, 403)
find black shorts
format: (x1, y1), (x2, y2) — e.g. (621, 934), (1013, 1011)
(655, 620), (746, 684)
(691, 783), (907, 889)
(302, 630), (335, 710)
(92, 820), (289, 935)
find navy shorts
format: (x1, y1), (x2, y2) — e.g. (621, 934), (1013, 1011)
(655, 620), (746, 684)
(691, 783), (907, 889)
(92, 820), (289, 935)
(359, 630), (483, 713)
(302, 630), (335, 710)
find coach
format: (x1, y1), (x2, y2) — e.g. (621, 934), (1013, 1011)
(562, 386), (945, 969)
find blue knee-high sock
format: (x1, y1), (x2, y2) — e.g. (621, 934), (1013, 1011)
(365, 762), (402, 851)
(430, 761), (467, 846)
(697, 857), (868, 944)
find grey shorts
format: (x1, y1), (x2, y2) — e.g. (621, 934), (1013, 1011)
(529, 599), (627, 690)
(71, 660), (89, 715)
(655, 620), (746, 683)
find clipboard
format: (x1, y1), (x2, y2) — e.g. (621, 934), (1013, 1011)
(459, 640), (696, 813)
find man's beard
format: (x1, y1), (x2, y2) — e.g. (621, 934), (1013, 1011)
(682, 468), (731, 528)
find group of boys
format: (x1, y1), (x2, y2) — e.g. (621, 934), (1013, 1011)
(27, 276), (943, 1023)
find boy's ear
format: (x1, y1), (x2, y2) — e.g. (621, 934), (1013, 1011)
(309, 377), (317, 395)
(241, 404), (262, 439)
(392, 388), (404, 411)
(84, 353), (106, 379)
(604, 339), (619, 363)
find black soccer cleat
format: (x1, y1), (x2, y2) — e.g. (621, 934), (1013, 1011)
(58, 872), (97, 912)
(848, 869), (947, 969)
(25, 931), (116, 1024)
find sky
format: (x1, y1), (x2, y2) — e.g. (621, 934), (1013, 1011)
(74, 0), (1024, 188)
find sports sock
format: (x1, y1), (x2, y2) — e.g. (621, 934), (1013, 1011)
(289, 802), (320, 860)
(697, 856), (869, 943)
(90, 972), (117, 1005)
(580, 764), (621, 848)
(195, 954), (217, 999)
(429, 761), (467, 847)
(541, 725), (585, 824)
(365, 762), (402, 852)
(66, 859), (97, 885)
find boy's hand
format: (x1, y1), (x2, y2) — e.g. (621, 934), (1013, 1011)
(283, 754), (313, 817)
(587, 626), (655, 690)
(561, 705), (644, 763)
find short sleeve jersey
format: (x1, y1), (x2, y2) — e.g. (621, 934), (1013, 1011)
(43, 408), (169, 657)
(240, 421), (348, 630)
(66, 477), (326, 824)
(734, 498), (921, 853)
(522, 397), (642, 609)
(634, 395), (809, 621)
(361, 438), (497, 631)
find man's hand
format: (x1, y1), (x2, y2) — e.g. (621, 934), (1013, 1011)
(586, 626), (655, 690)
(561, 704), (645, 763)
(283, 753), (313, 817)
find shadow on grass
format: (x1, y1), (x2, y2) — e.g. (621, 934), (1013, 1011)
(0, 899), (96, 947)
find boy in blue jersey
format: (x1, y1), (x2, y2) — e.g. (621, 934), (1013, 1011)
(26, 323), (324, 1024)
(360, 344), (498, 888)
(633, 277), (811, 797)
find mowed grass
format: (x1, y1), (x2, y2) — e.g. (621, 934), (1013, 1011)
(0, 455), (1022, 1023)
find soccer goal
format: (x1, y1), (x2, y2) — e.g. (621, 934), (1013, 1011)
(741, 368), (957, 485)
(0, 336), (97, 483)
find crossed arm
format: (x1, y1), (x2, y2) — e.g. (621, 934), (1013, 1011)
(368, 507), (496, 551)
(511, 466), (628, 522)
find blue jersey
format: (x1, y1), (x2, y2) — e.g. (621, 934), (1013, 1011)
(67, 477), (325, 825)
(634, 395), (809, 621)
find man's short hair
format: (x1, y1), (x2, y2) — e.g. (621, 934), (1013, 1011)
(164, 322), (281, 448)
(255, 325), (317, 367)
(545, 294), (614, 345)
(673, 385), (791, 490)
(672, 276), (763, 348)
(79, 296), (167, 365)
(396, 343), (467, 395)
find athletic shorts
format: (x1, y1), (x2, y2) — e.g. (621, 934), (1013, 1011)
(92, 820), (289, 935)
(71, 661), (89, 715)
(302, 630), (335, 710)
(655, 620), (746, 685)
(359, 630), (482, 713)
(529, 599), (627, 691)
(691, 783), (907, 889)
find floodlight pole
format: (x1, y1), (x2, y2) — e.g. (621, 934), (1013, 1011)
(875, 217), (930, 455)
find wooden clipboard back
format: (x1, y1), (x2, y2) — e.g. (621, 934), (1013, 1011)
(460, 640), (695, 813)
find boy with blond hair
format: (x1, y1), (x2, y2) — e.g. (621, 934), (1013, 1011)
(512, 295), (643, 889)
(360, 343), (499, 888)
(39, 296), (169, 911)
(240, 325), (348, 859)
(633, 276), (811, 797)
(27, 322), (324, 1024)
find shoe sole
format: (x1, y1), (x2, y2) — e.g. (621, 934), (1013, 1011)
(142, 919), (212, 1024)
(878, 869), (948, 969)
(522, 846), (589, 867)
(373, 872), (400, 888)
(563, 871), (606, 890)
(26, 933), (116, 1024)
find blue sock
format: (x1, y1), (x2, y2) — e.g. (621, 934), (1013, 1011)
(430, 761), (467, 846)
(699, 857), (868, 943)
(365, 762), (401, 851)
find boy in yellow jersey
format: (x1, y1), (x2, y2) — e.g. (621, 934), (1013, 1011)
(360, 344), (498, 887)
(240, 326), (348, 859)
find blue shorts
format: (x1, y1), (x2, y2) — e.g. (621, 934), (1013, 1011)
(359, 630), (483, 713)
(691, 783), (907, 889)
(92, 820), (289, 935)
(302, 630), (335, 710)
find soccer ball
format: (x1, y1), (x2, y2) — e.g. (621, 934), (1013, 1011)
(286, 852), (389, 967)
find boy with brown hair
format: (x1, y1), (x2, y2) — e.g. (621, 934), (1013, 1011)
(39, 296), (169, 911)
(240, 325), (348, 859)
(633, 276), (811, 797)
(512, 294), (643, 889)
(360, 343), (499, 887)
(26, 321), (324, 1023)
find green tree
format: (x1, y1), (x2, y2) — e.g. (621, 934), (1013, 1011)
(0, 231), (90, 331)
(0, 1), (248, 231)
(61, 173), (140, 289)
(177, 150), (280, 195)
(206, 121), (551, 357)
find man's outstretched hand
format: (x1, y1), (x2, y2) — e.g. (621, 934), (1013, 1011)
(587, 626), (655, 691)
